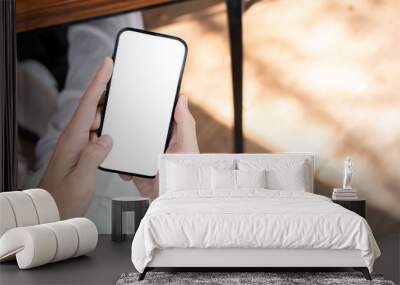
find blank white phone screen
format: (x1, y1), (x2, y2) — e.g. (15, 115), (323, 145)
(99, 29), (187, 177)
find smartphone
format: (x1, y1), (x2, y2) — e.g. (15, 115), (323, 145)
(98, 28), (187, 178)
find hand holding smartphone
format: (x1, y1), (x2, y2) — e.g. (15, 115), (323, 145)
(98, 28), (187, 178)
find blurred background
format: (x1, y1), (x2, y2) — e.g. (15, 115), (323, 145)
(15, 0), (399, 282)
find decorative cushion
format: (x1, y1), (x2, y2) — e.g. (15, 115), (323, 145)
(167, 163), (211, 191)
(267, 166), (307, 191)
(211, 169), (268, 190)
(238, 159), (308, 191)
(211, 168), (236, 190)
(236, 169), (267, 189)
(166, 160), (234, 192)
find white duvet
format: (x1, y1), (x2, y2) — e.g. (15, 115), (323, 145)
(131, 190), (380, 272)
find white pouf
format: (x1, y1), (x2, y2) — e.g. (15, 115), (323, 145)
(1, 191), (39, 227)
(65, 218), (98, 257)
(0, 218), (98, 269)
(42, 221), (79, 262)
(0, 190), (98, 269)
(0, 196), (17, 237)
(0, 226), (57, 269)
(24, 189), (60, 223)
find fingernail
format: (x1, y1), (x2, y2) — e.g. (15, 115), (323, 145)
(97, 134), (113, 150)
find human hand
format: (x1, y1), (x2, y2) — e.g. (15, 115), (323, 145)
(120, 95), (199, 201)
(40, 57), (114, 219)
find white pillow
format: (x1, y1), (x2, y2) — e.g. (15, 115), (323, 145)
(167, 163), (210, 191)
(238, 159), (308, 191)
(267, 166), (307, 191)
(211, 169), (268, 190)
(236, 169), (267, 189)
(211, 168), (236, 190)
(166, 160), (235, 192)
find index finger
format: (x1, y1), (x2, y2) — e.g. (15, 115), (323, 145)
(69, 57), (114, 132)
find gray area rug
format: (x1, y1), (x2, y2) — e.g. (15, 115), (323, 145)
(117, 272), (396, 285)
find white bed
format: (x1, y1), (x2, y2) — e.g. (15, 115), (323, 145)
(131, 153), (380, 280)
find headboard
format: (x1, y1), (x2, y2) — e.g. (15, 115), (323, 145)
(158, 153), (315, 195)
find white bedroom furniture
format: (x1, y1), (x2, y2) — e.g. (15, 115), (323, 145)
(0, 189), (98, 269)
(131, 153), (380, 281)
(0, 235), (133, 284)
(0, 189), (59, 236)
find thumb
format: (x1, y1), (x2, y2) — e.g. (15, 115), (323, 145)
(167, 95), (199, 153)
(75, 135), (113, 177)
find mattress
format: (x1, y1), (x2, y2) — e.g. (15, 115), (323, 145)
(131, 190), (380, 272)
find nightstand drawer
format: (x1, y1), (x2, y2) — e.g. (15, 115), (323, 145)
(332, 200), (366, 218)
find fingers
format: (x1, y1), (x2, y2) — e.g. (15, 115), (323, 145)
(98, 92), (106, 106)
(74, 135), (113, 178)
(82, 57), (113, 108)
(116, 96), (194, 200)
(91, 92), (106, 131)
(167, 95), (199, 153)
(69, 57), (113, 133)
(132, 176), (159, 201)
(90, 132), (98, 143)
(119, 174), (132, 181)
(118, 174), (158, 201)
(90, 110), (101, 131)
(168, 122), (178, 145)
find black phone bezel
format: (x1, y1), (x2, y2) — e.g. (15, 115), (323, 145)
(97, 27), (188, 179)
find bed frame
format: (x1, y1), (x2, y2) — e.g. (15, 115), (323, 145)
(139, 153), (371, 280)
